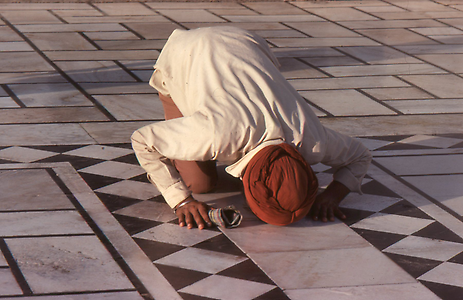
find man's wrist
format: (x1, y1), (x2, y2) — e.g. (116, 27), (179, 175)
(174, 196), (195, 212)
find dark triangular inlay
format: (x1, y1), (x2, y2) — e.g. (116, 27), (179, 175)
(96, 192), (142, 212)
(26, 145), (85, 153)
(155, 263), (210, 291)
(381, 200), (432, 219)
(193, 234), (247, 257)
(376, 143), (439, 151)
(112, 153), (139, 165)
(385, 253), (442, 278)
(218, 259), (274, 285)
(178, 292), (217, 300)
(361, 180), (401, 198)
(113, 213), (161, 235)
(413, 222), (463, 244)
(420, 280), (463, 300)
(450, 141), (463, 149)
(364, 135), (413, 142)
(352, 227), (407, 250)
(253, 287), (291, 300)
(341, 208), (376, 226)
(133, 237), (185, 262)
(37, 154), (105, 170)
(78, 172), (122, 190)
(449, 251), (463, 264)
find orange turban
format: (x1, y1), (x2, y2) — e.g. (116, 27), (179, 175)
(242, 143), (318, 226)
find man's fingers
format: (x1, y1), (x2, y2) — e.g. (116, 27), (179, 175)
(178, 213), (186, 227)
(327, 208), (335, 222)
(184, 212), (195, 229)
(320, 206), (328, 222)
(311, 204), (321, 221)
(199, 206), (212, 227)
(334, 207), (347, 220)
(191, 210), (206, 230)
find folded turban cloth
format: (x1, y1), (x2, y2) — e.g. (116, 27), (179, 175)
(242, 143), (318, 226)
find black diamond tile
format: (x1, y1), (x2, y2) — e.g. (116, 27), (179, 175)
(0, 159), (13, 164)
(134, 238), (185, 262)
(218, 259), (274, 285)
(253, 287), (290, 300)
(450, 141), (463, 149)
(96, 192), (142, 212)
(113, 213), (161, 235)
(381, 200), (432, 219)
(79, 172), (122, 190)
(436, 133), (463, 140)
(385, 253), (442, 278)
(178, 292), (216, 300)
(340, 208), (375, 226)
(155, 264), (210, 290)
(361, 179), (401, 198)
(420, 280), (463, 300)
(376, 143), (439, 151)
(413, 222), (463, 244)
(352, 228), (407, 250)
(130, 173), (151, 183)
(113, 153), (139, 165)
(193, 234), (247, 257)
(37, 154), (105, 170)
(449, 251), (463, 264)
(366, 135), (413, 142)
(105, 143), (133, 149)
(26, 145), (84, 153)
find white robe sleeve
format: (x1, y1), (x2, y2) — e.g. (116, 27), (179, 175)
(131, 112), (215, 208)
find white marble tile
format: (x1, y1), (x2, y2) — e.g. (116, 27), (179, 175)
(225, 15), (323, 22)
(243, 1), (310, 15)
(62, 15), (168, 24)
(80, 82), (155, 95)
(351, 213), (434, 235)
(278, 57), (327, 79)
(46, 50), (159, 61)
(398, 134), (463, 148)
(304, 7), (380, 21)
(286, 282), (440, 300)
(155, 248), (247, 273)
(0, 97), (19, 108)
(384, 235), (463, 261)
(25, 32), (96, 51)
(400, 74), (463, 98)
(0, 41), (33, 52)
(356, 137), (392, 150)
(419, 262), (463, 287)
(0, 251), (6, 267)
(9, 83), (92, 107)
(0, 52), (55, 72)
(0, 26), (22, 42)
(96, 40), (166, 51)
(0, 211), (93, 236)
(114, 200), (175, 222)
(94, 94), (164, 121)
(290, 76), (409, 90)
(302, 56), (363, 67)
(96, 180), (160, 201)
(299, 90), (396, 116)
(156, 9), (226, 23)
(429, 35), (463, 44)
(340, 194), (402, 212)
(403, 174), (463, 216)
(132, 70), (156, 82)
(55, 61), (136, 83)
(134, 223), (220, 247)
(321, 64), (445, 77)
(249, 246), (414, 289)
(94, 3), (157, 16)
(1, 10), (61, 24)
(340, 19), (447, 30)
(0, 124), (95, 146)
(397, 44), (463, 55)
(0, 269), (22, 296)
(410, 26), (463, 35)
(179, 275), (275, 300)
(5, 236), (134, 293)
(123, 22), (181, 39)
(375, 155), (463, 176)
(385, 99), (463, 114)
(80, 121), (153, 144)
(418, 53), (463, 73)
(79, 161), (145, 179)
(286, 21), (359, 37)
(251, 29), (306, 38)
(361, 87), (433, 100)
(316, 172), (334, 188)
(0, 72), (66, 84)
(0, 147), (58, 163)
(339, 46), (422, 64)
(15, 23), (124, 33)
(293, 1), (386, 8)
(0, 107), (108, 124)
(52, 9), (104, 18)
(85, 31), (140, 41)
(0, 169), (73, 211)
(64, 145), (133, 160)
(222, 218), (368, 253)
(268, 37), (379, 48)
(311, 163), (332, 173)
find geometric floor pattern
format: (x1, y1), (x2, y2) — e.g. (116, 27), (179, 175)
(0, 134), (462, 299)
(1, 0), (463, 299)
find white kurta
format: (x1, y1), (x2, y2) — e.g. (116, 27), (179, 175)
(131, 26), (372, 209)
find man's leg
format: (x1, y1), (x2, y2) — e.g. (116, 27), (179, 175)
(159, 93), (218, 193)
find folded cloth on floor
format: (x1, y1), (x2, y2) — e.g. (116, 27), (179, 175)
(208, 206), (243, 228)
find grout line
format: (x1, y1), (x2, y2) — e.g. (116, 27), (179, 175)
(1, 84), (26, 108)
(0, 239), (33, 296)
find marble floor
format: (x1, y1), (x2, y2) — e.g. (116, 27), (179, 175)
(0, 0), (463, 299)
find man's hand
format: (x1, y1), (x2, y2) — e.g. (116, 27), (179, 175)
(310, 181), (350, 222)
(175, 197), (212, 230)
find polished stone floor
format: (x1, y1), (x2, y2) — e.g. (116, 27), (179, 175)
(0, 0), (463, 299)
